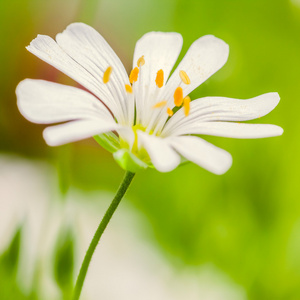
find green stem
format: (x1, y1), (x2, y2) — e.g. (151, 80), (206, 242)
(72, 171), (135, 300)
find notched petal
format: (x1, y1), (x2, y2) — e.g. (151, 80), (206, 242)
(170, 135), (232, 175)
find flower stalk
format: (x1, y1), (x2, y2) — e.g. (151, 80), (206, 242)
(72, 171), (135, 300)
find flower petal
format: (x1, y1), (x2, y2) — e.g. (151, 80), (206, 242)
(137, 131), (180, 172)
(166, 122), (283, 139)
(117, 127), (135, 150)
(167, 35), (229, 96)
(170, 135), (232, 175)
(153, 35), (229, 133)
(132, 32), (183, 126)
(43, 119), (119, 146)
(162, 93), (280, 135)
(56, 23), (135, 125)
(16, 79), (113, 124)
(27, 23), (132, 124)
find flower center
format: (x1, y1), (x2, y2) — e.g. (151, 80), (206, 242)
(103, 60), (192, 139)
(104, 60), (192, 123)
(129, 124), (152, 162)
(103, 60), (193, 163)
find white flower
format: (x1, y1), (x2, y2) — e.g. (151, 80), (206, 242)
(16, 23), (283, 174)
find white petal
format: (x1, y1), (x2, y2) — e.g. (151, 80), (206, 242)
(16, 79), (113, 124)
(43, 119), (119, 146)
(167, 35), (229, 96)
(166, 122), (284, 139)
(27, 23), (132, 124)
(117, 127), (135, 150)
(153, 35), (229, 133)
(56, 23), (134, 125)
(170, 136), (232, 175)
(132, 32), (183, 126)
(137, 131), (180, 172)
(163, 93), (280, 135)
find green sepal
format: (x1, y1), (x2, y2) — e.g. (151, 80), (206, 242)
(94, 132), (120, 153)
(113, 148), (148, 173)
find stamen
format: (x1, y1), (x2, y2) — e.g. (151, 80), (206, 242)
(183, 96), (191, 116)
(103, 66), (112, 84)
(125, 84), (133, 93)
(167, 107), (174, 117)
(129, 67), (139, 84)
(137, 55), (145, 67)
(179, 70), (191, 85)
(155, 69), (164, 88)
(174, 87), (183, 106)
(152, 100), (167, 109)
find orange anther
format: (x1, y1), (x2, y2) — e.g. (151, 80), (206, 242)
(137, 55), (145, 67)
(155, 69), (164, 88)
(183, 96), (191, 116)
(103, 66), (112, 84)
(179, 70), (191, 85)
(174, 87), (183, 106)
(125, 84), (133, 93)
(167, 107), (174, 117)
(152, 100), (167, 109)
(129, 67), (139, 84)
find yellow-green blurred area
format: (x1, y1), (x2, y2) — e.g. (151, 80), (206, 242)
(0, 0), (299, 299)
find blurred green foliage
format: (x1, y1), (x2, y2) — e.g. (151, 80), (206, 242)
(0, 0), (299, 299)
(54, 230), (74, 299)
(0, 228), (37, 299)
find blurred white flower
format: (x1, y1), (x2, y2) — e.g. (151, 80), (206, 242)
(16, 23), (282, 174)
(0, 156), (247, 300)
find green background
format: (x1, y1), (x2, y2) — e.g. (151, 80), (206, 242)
(0, 0), (298, 299)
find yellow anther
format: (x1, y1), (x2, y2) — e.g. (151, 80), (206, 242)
(125, 84), (133, 93)
(179, 70), (191, 85)
(183, 96), (191, 116)
(167, 107), (174, 117)
(129, 67), (139, 84)
(155, 69), (164, 88)
(103, 66), (112, 84)
(152, 100), (167, 109)
(174, 87), (183, 106)
(137, 55), (145, 67)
